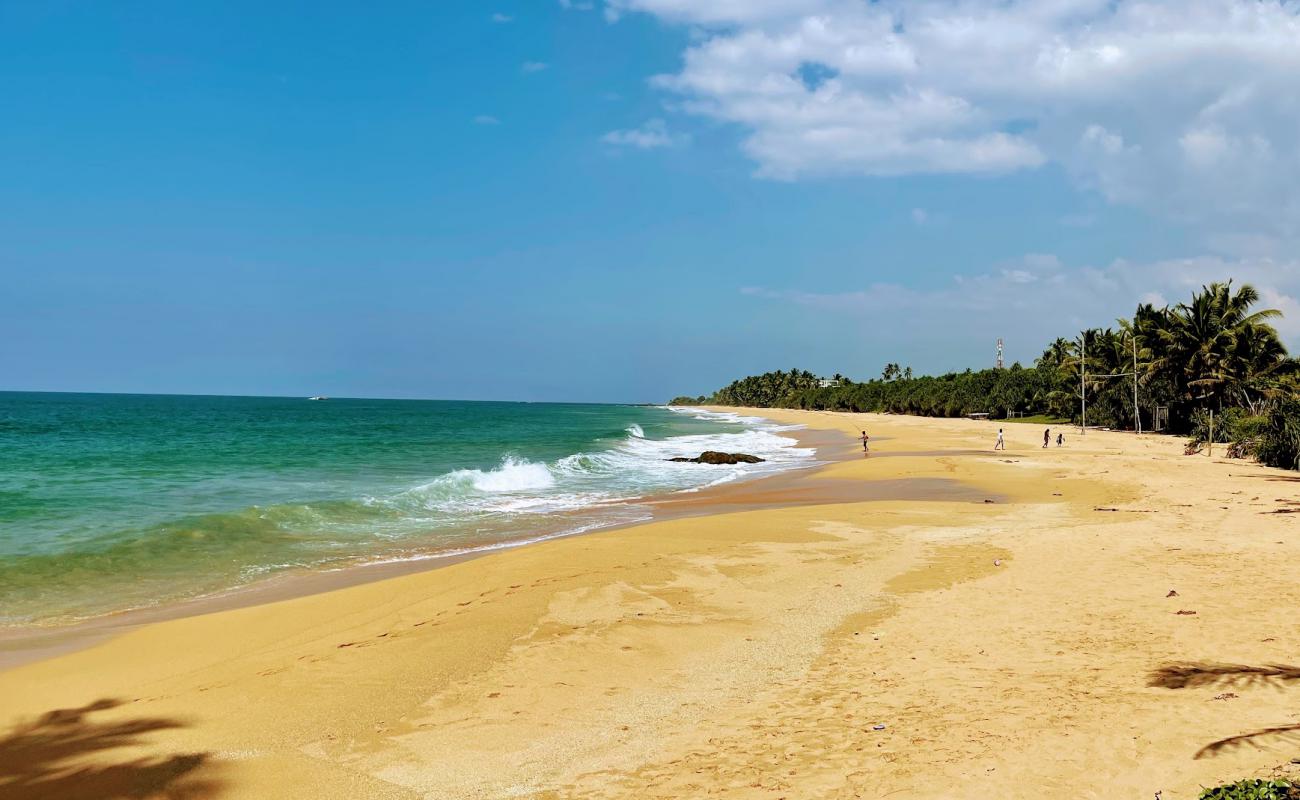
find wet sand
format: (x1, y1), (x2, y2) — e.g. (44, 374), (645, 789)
(2, 409), (1299, 799)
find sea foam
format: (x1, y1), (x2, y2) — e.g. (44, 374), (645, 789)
(383, 410), (813, 518)
(0, 397), (817, 626)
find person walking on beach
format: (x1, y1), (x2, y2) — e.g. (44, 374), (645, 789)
(860, 430), (870, 454)
(1056, 432), (1064, 447)
(1043, 428), (1051, 448)
(994, 428), (1006, 450)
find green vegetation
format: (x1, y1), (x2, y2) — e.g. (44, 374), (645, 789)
(1256, 398), (1300, 470)
(1189, 408), (1257, 444)
(705, 363), (1060, 420)
(672, 282), (1300, 469)
(1198, 779), (1297, 800)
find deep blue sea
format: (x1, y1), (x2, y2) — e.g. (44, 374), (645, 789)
(0, 393), (812, 626)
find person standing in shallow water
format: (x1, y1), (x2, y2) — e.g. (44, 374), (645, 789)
(860, 430), (870, 454)
(1043, 428), (1051, 448)
(994, 428), (1006, 450)
(1057, 432), (1065, 447)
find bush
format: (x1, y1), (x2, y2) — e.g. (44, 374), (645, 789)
(1199, 779), (1298, 800)
(1187, 408), (1269, 458)
(1228, 413), (1268, 458)
(1188, 408), (1261, 444)
(1256, 398), (1300, 470)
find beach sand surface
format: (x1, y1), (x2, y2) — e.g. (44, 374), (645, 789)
(2, 409), (1299, 799)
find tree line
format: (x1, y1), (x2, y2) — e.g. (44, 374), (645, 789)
(669, 282), (1300, 469)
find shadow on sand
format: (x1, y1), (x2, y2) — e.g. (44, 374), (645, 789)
(0, 698), (220, 799)
(1231, 474), (1300, 483)
(1149, 662), (1300, 759)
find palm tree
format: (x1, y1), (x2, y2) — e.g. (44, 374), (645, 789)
(1228, 323), (1290, 414)
(1031, 337), (1076, 418)
(1150, 282), (1283, 412)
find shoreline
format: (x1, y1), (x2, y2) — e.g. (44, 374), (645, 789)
(4, 409), (1298, 799)
(0, 416), (868, 671)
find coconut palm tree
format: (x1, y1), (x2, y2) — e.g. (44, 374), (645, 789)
(1229, 322), (1291, 414)
(1150, 282), (1283, 412)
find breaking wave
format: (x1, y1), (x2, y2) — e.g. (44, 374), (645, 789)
(2, 406), (817, 626)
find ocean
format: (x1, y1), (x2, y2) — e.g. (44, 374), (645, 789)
(0, 392), (813, 626)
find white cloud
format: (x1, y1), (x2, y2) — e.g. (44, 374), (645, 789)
(1206, 232), (1281, 258)
(911, 208), (928, 225)
(607, 0), (832, 24)
(606, 0), (1300, 237)
(1180, 127), (1230, 169)
(521, 61), (549, 73)
(1081, 125), (1127, 158)
(741, 253), (1300, 353)
(474, 115), (501, 125)
(601, 118), (687, 149)
(559, 0), (595, 9)
(491, 12), (514, 23)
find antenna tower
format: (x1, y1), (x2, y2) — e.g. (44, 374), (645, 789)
(996, 338), (1004, 370)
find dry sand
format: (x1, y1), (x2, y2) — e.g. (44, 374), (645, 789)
(2, 409), (1299, 799)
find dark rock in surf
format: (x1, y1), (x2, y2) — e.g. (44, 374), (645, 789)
(667, 451), (765, 465)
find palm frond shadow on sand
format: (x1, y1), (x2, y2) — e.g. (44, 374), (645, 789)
(0, 698), (221, 799)
(1149, 662), (1300, 759)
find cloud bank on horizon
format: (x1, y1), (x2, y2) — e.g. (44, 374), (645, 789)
(743, 254), (1300, 345)
(593, 0), (1300, 356)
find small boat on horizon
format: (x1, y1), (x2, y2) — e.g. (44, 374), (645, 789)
(308, 396), (329, 401)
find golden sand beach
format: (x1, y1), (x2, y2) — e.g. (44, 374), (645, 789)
(2, 409), (1299, 799)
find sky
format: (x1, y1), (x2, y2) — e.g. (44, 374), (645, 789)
(3, 0), (1300, 403)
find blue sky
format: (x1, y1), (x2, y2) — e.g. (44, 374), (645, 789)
(4, 1), (1300, 402)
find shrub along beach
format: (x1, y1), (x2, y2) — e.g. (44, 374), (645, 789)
(674, 282), (1300, 471)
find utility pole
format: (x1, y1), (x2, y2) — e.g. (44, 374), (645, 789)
(1132, 332), (1141, 434)
(1080, 331), (1087, 435)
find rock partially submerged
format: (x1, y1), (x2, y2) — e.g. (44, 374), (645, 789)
(668, 451), (765, 465)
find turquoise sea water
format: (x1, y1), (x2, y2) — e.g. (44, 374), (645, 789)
(0, 393), (812, 626)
